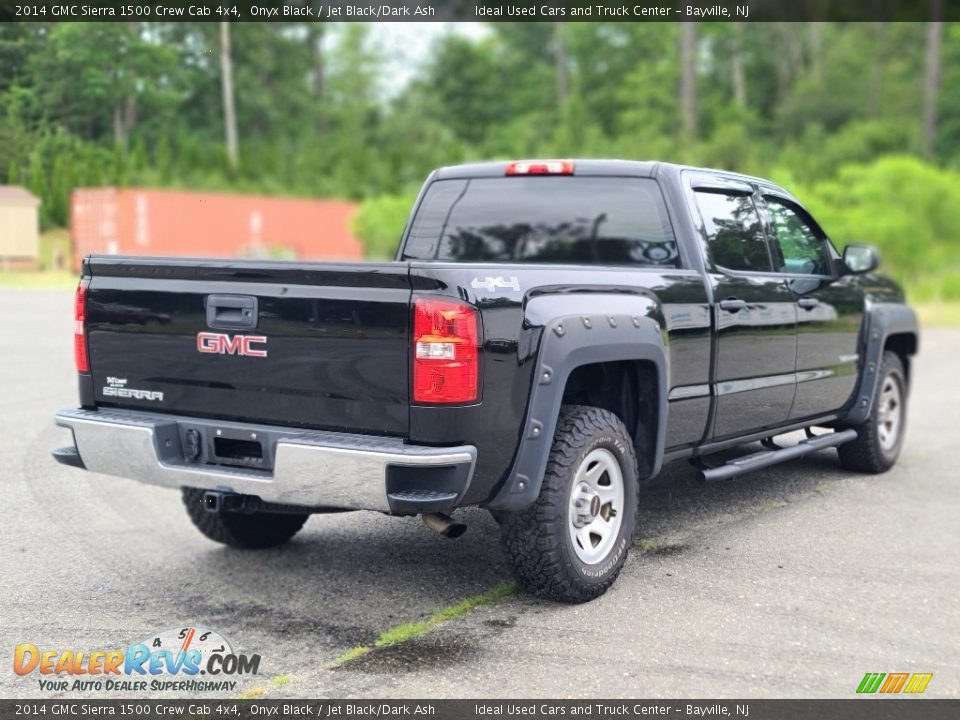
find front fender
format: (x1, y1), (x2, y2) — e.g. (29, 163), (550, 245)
(841, 302), (918, 426)
(488, 293), (669, 512)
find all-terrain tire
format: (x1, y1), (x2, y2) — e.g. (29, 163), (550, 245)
(499, 405), (639, 603)
(838, 351), (908, 474)
(182, 488), (309, 549)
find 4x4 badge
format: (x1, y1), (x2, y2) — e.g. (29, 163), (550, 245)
(471, 276), (520, 293)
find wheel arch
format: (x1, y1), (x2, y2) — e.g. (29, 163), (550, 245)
(561, 360), (661, 479)
(883, 332), (917, 385)
(842, 303), (918, 426)
(487, 293), (669, 511)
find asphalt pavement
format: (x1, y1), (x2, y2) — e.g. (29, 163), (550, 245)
(1, 289), (957, 699)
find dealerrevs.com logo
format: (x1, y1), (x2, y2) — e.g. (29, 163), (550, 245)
(14, 626), (260, 693)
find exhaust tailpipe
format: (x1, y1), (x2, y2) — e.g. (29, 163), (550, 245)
(422, 513), (467, 539)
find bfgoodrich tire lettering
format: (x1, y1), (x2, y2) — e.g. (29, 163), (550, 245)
(838, 351), (908, 473)
(182, 488), (308, 549)
(500, 405), (639, 603)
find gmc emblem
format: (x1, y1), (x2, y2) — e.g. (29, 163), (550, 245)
(197, 332), (268, 358)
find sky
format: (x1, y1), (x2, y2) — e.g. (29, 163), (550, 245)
(364, 22), (490, 95)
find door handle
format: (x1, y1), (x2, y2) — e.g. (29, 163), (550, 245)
(719, 298), (747, 312)
(797, 297), (820, 310)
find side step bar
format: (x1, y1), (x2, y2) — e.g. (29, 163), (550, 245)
(697, 429), (858, 482)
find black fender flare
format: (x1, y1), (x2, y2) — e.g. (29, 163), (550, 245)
(841, 303), (919, 426)
(488, 294), (669, 512)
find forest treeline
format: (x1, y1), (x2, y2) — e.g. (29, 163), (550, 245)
(1, 21), (958, 298)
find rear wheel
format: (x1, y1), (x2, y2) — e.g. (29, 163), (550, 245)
(838, 351), (908, 473)
(182, 488), (309, 549)
(499, 405), (639, 603)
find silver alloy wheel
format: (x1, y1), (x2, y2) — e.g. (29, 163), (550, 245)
(877, 375), (903, 451)
(567, 448), (625, 565)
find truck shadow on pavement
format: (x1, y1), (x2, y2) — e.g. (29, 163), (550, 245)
(639, 440), (851, 538)
(169, 440), (857, 636)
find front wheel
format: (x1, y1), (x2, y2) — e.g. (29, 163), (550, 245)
(499, 405), (639, 603)
(182, 488), (309, 549)
(838, 351), (908, 473)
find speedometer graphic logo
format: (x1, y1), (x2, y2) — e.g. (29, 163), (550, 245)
(140, 626), (236, 674)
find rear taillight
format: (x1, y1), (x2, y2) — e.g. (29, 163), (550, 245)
(505, 160), (574, 176)
(74, 280), (89, 373)
(413, 299), (479, 404)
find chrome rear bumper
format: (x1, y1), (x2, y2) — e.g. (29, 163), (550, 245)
(55, 408), (476, 513)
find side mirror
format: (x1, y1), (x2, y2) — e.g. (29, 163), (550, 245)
(842, 244), (879, 275)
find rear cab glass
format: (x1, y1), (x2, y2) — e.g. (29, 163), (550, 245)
(402, 176), (680, 268)
(693, 189), (772, 272)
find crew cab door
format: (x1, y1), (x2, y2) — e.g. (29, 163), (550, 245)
(690, 180), (798, 439)
(759, 192), (864, 420)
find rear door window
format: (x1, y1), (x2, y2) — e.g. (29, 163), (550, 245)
(693, 190), (772, 272)
(403, 176), (680, 268)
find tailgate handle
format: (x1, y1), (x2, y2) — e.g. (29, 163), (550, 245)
(206, 295), (258, 330)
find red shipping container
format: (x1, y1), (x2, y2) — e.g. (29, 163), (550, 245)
(71, 188), (363, 271)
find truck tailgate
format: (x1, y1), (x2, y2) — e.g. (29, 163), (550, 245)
(84, 258), (412, 436)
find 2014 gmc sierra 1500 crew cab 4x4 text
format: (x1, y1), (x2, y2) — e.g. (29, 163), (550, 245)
(53, 160), (918, 602)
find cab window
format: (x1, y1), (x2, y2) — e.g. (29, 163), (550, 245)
(764, 196), (832, 276)
(693, 190), (771, 272)
(404, 176), (680, 267)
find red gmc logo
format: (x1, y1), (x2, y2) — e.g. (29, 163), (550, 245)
(196, 332), (268, 358)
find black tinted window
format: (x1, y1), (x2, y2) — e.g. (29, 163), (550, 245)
(404, 177), (679, 267)
(765, 196), (832, 275)
(694, 190), (771, 272)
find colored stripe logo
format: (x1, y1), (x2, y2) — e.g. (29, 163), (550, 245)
(857, 672), (933, 694)
(903, 673), (935, 694)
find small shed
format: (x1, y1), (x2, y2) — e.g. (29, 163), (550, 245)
(0, 186), (41, 269)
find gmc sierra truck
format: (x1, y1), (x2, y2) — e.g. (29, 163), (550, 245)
(54, 160), (918, 603)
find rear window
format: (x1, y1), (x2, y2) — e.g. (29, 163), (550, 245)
(402, 176), (680, 268)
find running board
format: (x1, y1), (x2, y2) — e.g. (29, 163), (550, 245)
(697, 429), (858, 482)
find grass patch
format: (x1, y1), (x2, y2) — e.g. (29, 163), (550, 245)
(761, 499), (788, 512)
(238, 687), (266, 699)
(636, 539), (659, 553)
(375, 621), (432, 647)
(38, 227), (72, 271)
(427, 581), (517, 624)
(330, 581), (517, 669)
(915, 302), (960, 328)
(0, 271), (78, 289)
(331, 645), (371, 668)
(272, 675), (291, 687)
(814, 480), (839, 496)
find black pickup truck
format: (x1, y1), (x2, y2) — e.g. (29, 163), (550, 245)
(54, 160), (918, 602)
